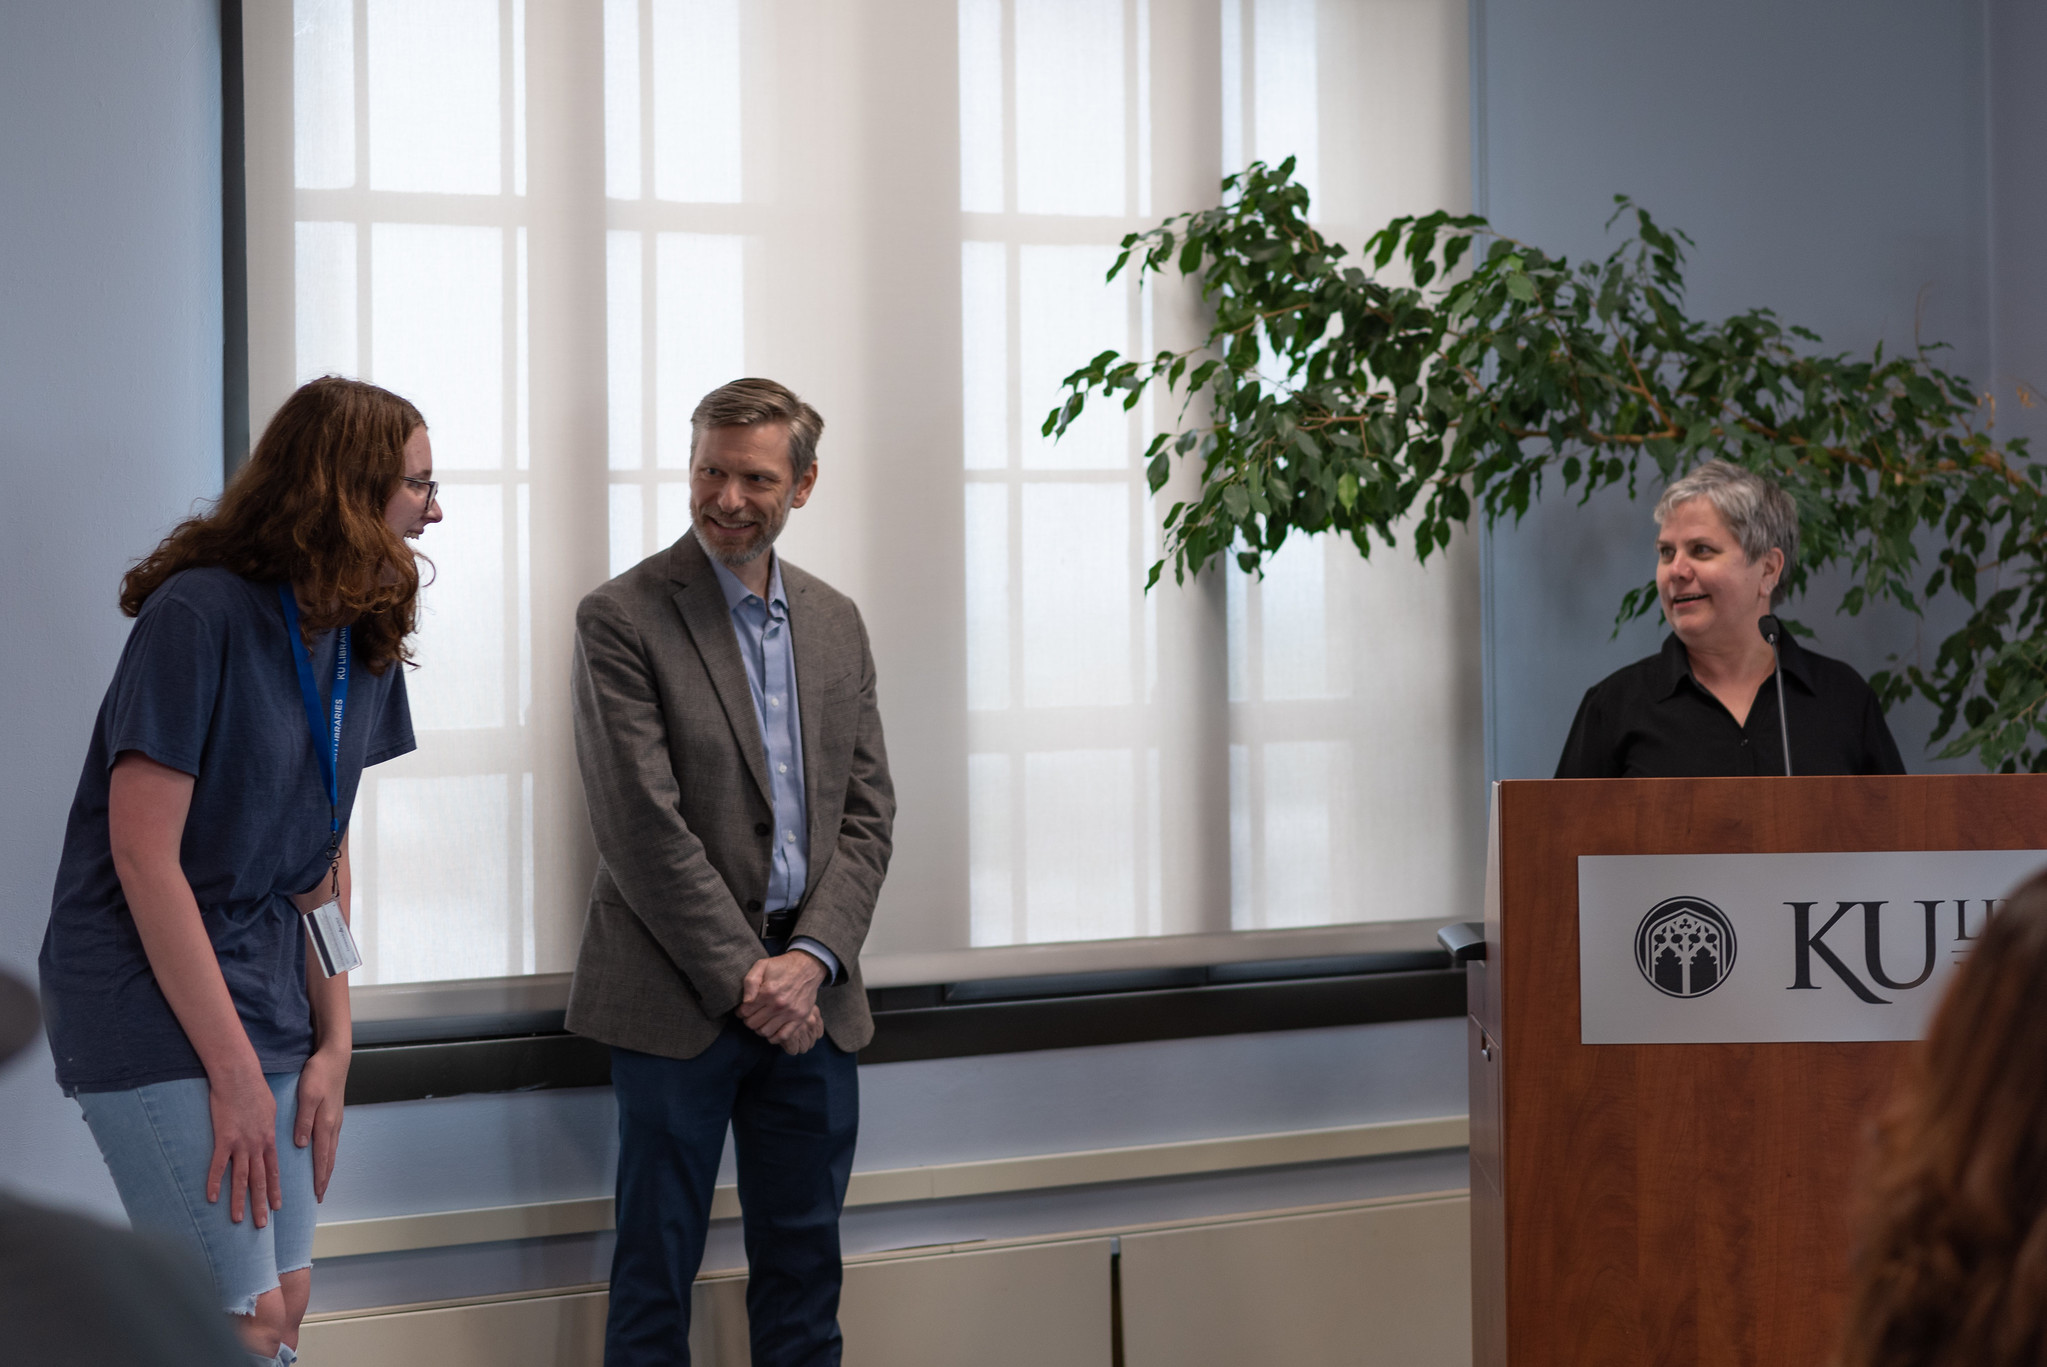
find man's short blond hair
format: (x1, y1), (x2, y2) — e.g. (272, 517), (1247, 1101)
(689, 378), (824, 480)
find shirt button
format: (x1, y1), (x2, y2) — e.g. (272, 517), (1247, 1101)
(769, 696), (781, 708)
(777, 763), (788, 773)
(785, 831), (796, 842)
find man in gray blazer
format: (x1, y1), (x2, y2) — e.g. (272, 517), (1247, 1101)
(567, 378), (894, 1367)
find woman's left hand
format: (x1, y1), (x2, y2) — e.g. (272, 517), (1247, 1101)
(295, 1045), (351, 1201)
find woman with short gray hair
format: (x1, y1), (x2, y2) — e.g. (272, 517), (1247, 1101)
(1554, 459), (1904, 777)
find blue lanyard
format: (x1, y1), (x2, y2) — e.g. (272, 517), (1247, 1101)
(278, 584), (350, 862)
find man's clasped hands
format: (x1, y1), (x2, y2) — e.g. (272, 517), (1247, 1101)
(738, 951), (828, 1055)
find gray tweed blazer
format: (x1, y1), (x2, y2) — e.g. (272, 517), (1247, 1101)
(564, 532), (894, 1059)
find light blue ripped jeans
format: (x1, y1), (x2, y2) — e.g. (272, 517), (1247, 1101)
(77, 1071), (313, 1367)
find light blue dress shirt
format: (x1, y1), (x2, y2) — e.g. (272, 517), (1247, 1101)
(709, 555), (840, 982)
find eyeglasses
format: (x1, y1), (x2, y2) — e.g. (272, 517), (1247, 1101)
(402, 475), (440, 504)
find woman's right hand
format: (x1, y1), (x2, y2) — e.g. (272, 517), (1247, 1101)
(206, 1063), (281, 1226)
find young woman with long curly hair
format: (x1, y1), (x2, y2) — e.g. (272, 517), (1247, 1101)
(1837, 868), (2047, 1367)
(38, 376), (440, 1365)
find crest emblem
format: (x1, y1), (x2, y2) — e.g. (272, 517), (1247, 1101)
(1634, 896), (1736, 998)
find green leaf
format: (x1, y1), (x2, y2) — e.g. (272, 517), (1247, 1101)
(1040, 156), (2047, 774)
(1147, 448), (1172, 493)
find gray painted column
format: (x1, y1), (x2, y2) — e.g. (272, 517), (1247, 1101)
(0, 0), (225, 1214)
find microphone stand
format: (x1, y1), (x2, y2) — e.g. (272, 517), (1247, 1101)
(1759, 614), (1792, 777)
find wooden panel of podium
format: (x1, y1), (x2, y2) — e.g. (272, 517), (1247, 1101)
(1469, 776), (2047, 1366)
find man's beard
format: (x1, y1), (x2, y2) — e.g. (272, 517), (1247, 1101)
(692, 500), (788, 568)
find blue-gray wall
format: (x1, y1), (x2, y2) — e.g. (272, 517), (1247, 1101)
(1476, 0), (1999, 781)
(0, 0), (225, 1214)
(1989, 0), (2047, 454)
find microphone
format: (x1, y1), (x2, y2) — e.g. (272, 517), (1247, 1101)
(1758, 615), (1792, 777)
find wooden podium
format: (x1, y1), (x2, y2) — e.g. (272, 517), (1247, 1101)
(1468, 776), (2047, 1367)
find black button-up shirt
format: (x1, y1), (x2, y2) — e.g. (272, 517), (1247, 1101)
(1554, 633), (1906, 778)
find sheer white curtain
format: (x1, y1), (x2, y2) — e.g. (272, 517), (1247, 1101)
(249, 0), (558, 988)
(1218, 0), (1485, 933)
(242, 0), (1478, 998)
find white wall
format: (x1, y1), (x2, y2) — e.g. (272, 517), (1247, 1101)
(309, 1018), (1468, 1312)
(0, 0), (224, 1216)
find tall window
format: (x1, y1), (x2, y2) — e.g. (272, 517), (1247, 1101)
(961, 0), (1484, 947)
(244, 0), (1478, 995)
(277, 0), (541, 984)
(958, 0), (1171, 946)
(1218, 0), (1485, 933)
(602, 0), (749, 575)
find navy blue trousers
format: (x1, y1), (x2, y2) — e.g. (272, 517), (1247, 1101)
(606, 1019), (859, 1367)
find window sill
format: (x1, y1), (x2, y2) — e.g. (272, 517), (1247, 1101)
(344, 952), (1465, 1105)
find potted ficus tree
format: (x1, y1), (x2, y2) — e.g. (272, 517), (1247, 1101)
(1045, 158), (2047, 772)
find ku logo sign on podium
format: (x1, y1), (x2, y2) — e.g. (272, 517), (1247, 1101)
(1579, 850), (2047, 1044)
(1635, 897), (1736, 998)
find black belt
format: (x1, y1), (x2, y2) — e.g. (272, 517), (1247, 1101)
(762, 908), (799, 939)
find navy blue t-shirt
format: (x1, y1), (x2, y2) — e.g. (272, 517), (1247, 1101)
(39, 569), (415, 1094)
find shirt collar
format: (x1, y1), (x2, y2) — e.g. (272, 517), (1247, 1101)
(1657, 627), (1816, 700)
(708, 553), (787, 616)
(1773, 627), (1817, 692)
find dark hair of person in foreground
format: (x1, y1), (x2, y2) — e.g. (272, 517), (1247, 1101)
(1837, 869), (2047, 1367)
(119, 375), (427, 672)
